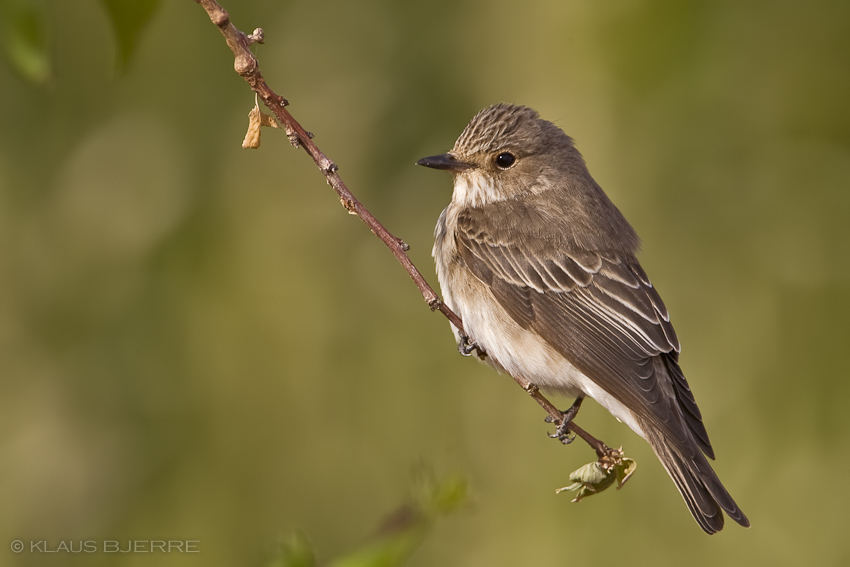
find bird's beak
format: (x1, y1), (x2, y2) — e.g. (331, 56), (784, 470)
(416, 153), (474, 172)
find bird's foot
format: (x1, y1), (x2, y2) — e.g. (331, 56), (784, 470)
(457, 334), (484, 358)
(546, 397), (584, 445)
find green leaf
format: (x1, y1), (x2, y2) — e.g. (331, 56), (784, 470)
(556, 452), (637, 502)
(614, 456), (637, 489)
(330, 471), (468, 567)
(0, 0), (51, 84)
(268, 531), (317, 567)
(329, 526), (426, 567)
(265, 471), (468, 567)
(99, 0), (161, 71)
(557, 461), (617, 502)
(412, 469), (468, 516)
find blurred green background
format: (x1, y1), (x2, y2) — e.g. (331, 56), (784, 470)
(2, 0), (849, 565)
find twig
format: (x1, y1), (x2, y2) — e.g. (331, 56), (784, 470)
(193, 0), (609, 457)
(194, 0), (463, 331)
(520, 382), (611, 458)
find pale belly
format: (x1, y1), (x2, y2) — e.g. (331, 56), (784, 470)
(439, 261), (645, 439)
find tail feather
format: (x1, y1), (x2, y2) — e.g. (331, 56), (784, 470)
(647, 430), (750, 534)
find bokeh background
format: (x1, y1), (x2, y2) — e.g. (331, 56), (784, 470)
(2, 0), (849, 565)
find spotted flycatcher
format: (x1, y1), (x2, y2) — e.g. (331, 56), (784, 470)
(417, 103), (749, 534)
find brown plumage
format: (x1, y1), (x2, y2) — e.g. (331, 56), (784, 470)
(418, 103), (749, 534)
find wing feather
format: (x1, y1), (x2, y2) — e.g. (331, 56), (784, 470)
(456, 206), (709, 455)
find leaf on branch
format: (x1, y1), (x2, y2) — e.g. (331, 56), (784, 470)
(270, 531), (317, 567)
(264, 469), (467, 567)
(242, 103), (280, 149)
(555, 449), (636, 502)
(328, 470), (467, 567)
(99, 0), (161, 72)
(0, 0), (51, 84)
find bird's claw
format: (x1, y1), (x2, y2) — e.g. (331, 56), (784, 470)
(548, 419), (577, 444)
(458, 334), (480, 357)
(545, 397), (584, 445)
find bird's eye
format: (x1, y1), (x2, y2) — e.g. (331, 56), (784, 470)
(495, 152), (516, 169)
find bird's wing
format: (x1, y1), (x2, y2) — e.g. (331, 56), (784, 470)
(455, 206), (713, 457)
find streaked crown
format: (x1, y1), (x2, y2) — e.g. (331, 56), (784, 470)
(452, 103), (574, 158)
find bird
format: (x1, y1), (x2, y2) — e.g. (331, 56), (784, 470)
(416, 103), (749, 534)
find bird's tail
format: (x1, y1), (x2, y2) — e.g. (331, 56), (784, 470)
(645, 428), (750, 534)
